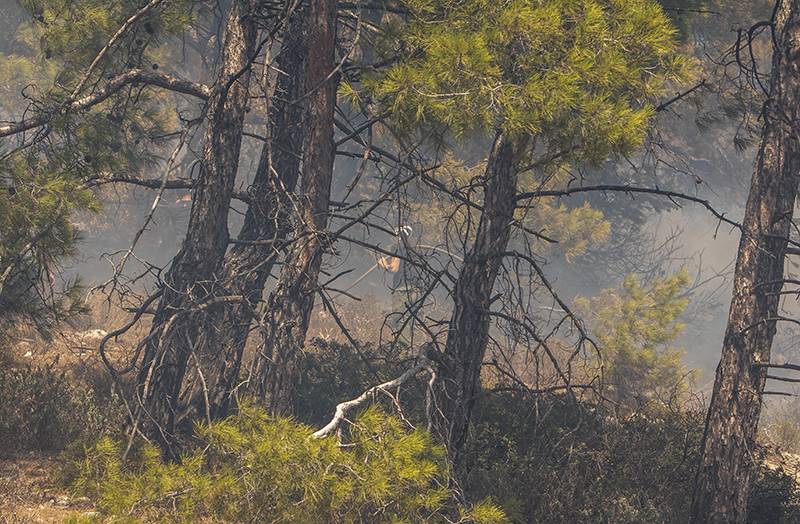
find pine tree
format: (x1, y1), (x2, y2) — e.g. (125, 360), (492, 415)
(576, 270), (695, 411)
(0, 0), (197, 340)
(251, 0), (340, 415)
(368, 0), (687, 463)
(181, 10), (309, 423)
(691, 1), (800, 521)
(135, 0), (259, 456)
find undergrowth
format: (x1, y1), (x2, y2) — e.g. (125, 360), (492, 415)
(68, 403), (507, 523)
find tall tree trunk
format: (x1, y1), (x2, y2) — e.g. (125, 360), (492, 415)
(690, 2), (800, 521)
(181, 13), (308, 422)
(250, 0), (338, 416)
(134, 0), (257, 456)
(434, 132), (529, 464)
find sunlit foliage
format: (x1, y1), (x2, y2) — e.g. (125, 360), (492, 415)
(71, 404), (507, 523)
(577, 269), (695, 409)
(370, 0), (688, 162)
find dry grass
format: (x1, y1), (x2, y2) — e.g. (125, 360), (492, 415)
(0, 453), (95, 523)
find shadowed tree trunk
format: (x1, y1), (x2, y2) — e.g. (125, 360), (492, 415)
(181, 12), (308, 422)
(134, 0), (258, 456)
(690, 1), (800, 521)
(250, 0), (339, 416)
(434, 132), (530, 465)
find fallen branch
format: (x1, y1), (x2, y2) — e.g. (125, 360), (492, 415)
(313, 343), (434, 438)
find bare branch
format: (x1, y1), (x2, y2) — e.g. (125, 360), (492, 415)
(313, 343), (434, 439)
(83, 173), (251, 202)
(0, 69), (210, 138)
(515, 184), (739, 230)
(654, 79), (708, 112)
(754, 362), (800, 372)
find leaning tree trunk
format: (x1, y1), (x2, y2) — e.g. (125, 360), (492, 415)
(250, 0), (338, 416)
(690, 2), (800, 521)
(434, 132), (529, 465)
(134, 0), (257, 456)
(180, 13), (308, 422)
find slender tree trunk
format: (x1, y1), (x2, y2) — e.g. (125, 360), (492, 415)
(250, 0), (338, 416)
(690, 2), (800, 521)
(434, 132), (529, 464)
(134, 0), (257, 455)
(181, 13), (308, 422)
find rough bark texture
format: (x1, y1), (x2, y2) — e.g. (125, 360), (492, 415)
(434, 132), (529, 464)
(250, 0), (339, 416)
(182, 13), (308, 422)
(690, 1), (800, 521)
(134, 0), (257, 455)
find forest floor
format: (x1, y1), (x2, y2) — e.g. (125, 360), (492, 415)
(0, 322), (109, 523)
(0, 296), (392, 523)
(0, 452), (95, 523)
(2, 299), (800, 521)
(765, 450), (800, 477)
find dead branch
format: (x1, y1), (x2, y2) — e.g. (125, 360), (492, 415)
(313, 343), (434, 438)
(0, 69), (210, 138)
(514, 184), (739, 230)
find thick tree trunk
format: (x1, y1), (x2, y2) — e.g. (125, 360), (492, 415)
(250, 0), (338, 416)
(134, 0), (257, 455)
(690, 2), (800, 521)
(181, 13), (308, 422)
(434, 132), (529, 464)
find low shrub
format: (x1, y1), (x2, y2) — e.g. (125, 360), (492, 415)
(463, 392), (800, 523)
(748, 453), (800, 524)
(71, 403), (507, 523)
(0, 362), (124, 452)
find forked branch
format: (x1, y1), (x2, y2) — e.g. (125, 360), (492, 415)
(313, 343), (435, 438)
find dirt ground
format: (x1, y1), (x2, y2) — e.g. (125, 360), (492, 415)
(0, 453), (95, 523)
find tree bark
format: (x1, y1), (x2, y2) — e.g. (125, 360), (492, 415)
(690, 1), (800, 521)
(250, 0), (339, 416)
(181, 13), (308, 422)
(434, 132), (529, 464)
(134, 0), (257, 456)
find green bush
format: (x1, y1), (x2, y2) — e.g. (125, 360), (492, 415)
(71, 403), (507, 523)
(462, 393), (698, 522)
(0, 362), (124, 452)
(462, 392), (800, 523)
(53, 335), (798, 523)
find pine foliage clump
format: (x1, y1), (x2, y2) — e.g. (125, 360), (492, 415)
(71, 404), (507, 523)
(0, 0), (192, 337)
(576, 270), (695, 409)
(370, 0), (687, 161)
(0, 156), (95, 336)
